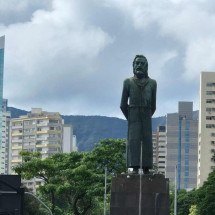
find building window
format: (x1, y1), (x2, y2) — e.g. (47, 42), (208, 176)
(207, 82), (215, 87)
(206, 99), (215, 104)
(49, 120), (59, 124)
(206, 91), (215, 95)
(206, 116), (215, 120)
(206, 124), (215, 128)
(206, 108), (215, 112)
(158, 156), (165, 158)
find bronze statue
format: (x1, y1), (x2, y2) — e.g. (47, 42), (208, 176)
(120, 55), (157, 174)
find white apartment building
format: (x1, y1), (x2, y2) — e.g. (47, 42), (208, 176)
(153, 126), (166, 175)
(198, 72), (215, 187)
(152, 131), (157, 168)
(156, 126), (166, 175)
(9, 108), (64, 173)
(0, 99), (11, 174)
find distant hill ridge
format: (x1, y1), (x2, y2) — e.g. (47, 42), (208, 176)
(8, 107), (197, 151)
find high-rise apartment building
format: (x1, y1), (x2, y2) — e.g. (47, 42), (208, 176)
(156, 126), (166, 175)
(0, 99), (11, 174)
(152, 131), (157, 168)
(153, 126), (166, 175)
(198, 72), (215, 187)
(9, 108), (64, 173)
(0, 36), (5, 166)
(166, 102), (198, 190)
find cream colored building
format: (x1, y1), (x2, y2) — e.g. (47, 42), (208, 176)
(152, 131), (157, 168)
(198, 72), (215, 187)
(9, 108), (64, 174)
(152, 126), (166, 175)
(0, 99), (11, 174)
(157, 126), (166, 175)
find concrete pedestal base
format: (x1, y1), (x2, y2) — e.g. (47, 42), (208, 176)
(110, 174), (169, 215)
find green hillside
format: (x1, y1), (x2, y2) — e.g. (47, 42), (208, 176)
(8, 107), (166, 151)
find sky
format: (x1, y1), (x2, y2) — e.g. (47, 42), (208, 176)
(0, 0), (215, 119)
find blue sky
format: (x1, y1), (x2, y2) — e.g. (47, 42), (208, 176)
(0, 0), (215, 118)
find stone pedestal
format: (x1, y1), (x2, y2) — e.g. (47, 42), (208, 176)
(110, 174), (169, 215)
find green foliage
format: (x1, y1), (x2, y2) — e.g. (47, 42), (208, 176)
(14, 138), (126, 215)
(169, 170), (215, 215)
(177, 189), (197, 215)
(85, 138), (126, 174)
(196, 170), (215, 215)
(169, 189), (196, 215)
(189, 205), (197, 215)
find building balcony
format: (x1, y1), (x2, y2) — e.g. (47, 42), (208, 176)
(36, 137), (48, 141)
(11, 125), (23, 129)
(11, 139), (23, 143)
(12, 132), (23, 136)
(12, 145), (22, 150)
(36, 144), (48, 148)
(37, 123), (49, 127)
(11, 159), (22, 163)
(36, 143), (61, 148)
(48, 130), (61, 134)
(37, 130), (49, 134)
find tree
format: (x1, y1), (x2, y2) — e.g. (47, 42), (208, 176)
(189, 205), (197, 215)
(196, 170), (215, 215)
(14, 138), (126, 215)
(169, 188), (197, 215)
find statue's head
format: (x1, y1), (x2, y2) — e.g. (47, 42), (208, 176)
(133, 55), (148, 79)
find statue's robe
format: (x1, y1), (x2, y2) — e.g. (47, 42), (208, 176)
(120, 76), (157, 169)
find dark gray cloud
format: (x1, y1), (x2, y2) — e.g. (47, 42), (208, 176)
(0, 0), (214, 118)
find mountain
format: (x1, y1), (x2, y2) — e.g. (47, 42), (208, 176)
(8, 107), (166, 151)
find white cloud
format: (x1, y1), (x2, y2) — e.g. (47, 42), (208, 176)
(1, 0), (215, 117)
(184, 38), (215, 80)
(1, 0), (113, 110)
(104, 0), (215, 81)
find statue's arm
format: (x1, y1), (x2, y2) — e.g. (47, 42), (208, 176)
(151, 80), (157, 116)
(120, 79), (129, 120)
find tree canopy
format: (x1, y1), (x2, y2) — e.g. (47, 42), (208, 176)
(14, 138), (126, 215)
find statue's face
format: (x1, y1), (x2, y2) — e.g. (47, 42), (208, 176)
(133, 57), (148, 79)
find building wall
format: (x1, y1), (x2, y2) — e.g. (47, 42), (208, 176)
(152, 126), (166, 175)
(152, 131), (157, 168)
(9, 108), (64, 173)
(0, 36), (5, 166)
(0, 99), (11, 174)
(63, 124), (73, 153)
(198, 72), (215, 187)
(166, 102), (198, 190)
(157, 126), (166, 175)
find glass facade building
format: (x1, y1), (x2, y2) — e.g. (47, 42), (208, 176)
(166, 102), (198, 190)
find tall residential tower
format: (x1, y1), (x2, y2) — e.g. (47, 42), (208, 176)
(9, 108), (64, 173)
(0, 36), (5, 171)
(198, 72), (215, 187)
